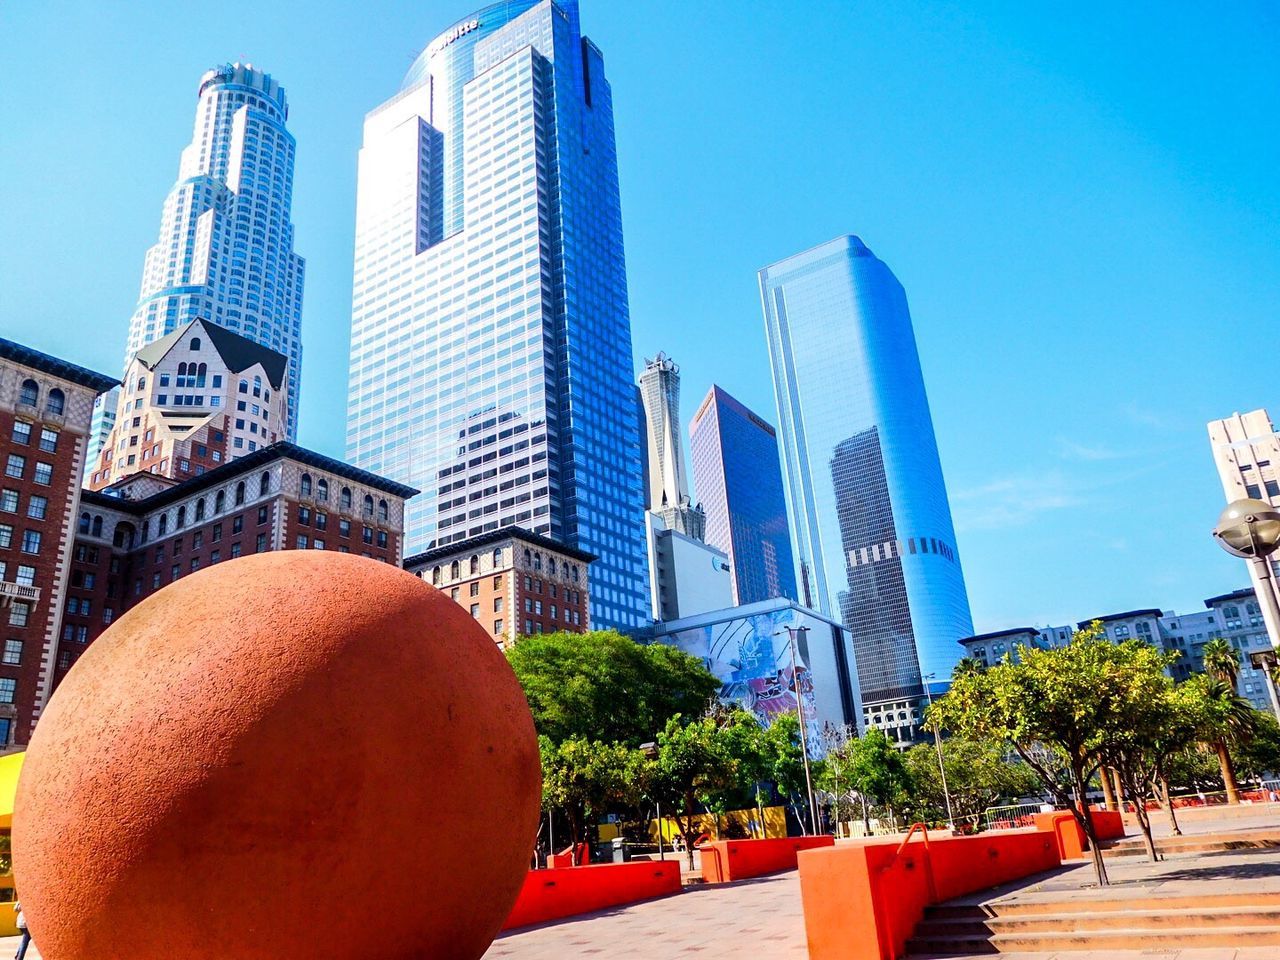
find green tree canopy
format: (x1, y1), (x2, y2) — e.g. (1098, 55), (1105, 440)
(539, 735), (636, 861)
(1201, 638), (1241, 687)
(506, 630), (720, 746)
(902, 738), (1040, 828)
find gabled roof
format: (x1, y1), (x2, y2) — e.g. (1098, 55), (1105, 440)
(133, 319), (287, 390)
(0, 337), (118, 393)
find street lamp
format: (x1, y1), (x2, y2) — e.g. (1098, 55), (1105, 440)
(639, 741), (664, 861)
(1213, 499), (1280, 646)
(920, 673), (956, 833)
(776, 625), (819, 834)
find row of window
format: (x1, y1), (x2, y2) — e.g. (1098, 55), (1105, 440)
(11, 421), (59, 452)
(298, 474), (389, 520)
(0, 525), (42, 555)
(0, 562), (35, 586)
(17, 379), (65, 415)
(4, 455), (53, 485)
(0, 490), (48, 520)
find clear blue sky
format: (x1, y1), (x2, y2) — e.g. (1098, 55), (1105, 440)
(2, 1), (1277, 631)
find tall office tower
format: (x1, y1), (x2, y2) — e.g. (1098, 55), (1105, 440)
(690, 385), (796, 605)
(347, 0), (649, 630)
(759, 236), (973, 711)
(84, 387), (120, 480)
(638, 353), (704, 539)
(1208, 409), (1280, 643)
(124, 63), (305, 439)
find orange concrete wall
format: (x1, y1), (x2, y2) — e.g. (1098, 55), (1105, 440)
(502, 861), (682, 931)
(700, 836), (835, 883)
(798, 830), (1062, 960)
(1034, 810), (1126, 860)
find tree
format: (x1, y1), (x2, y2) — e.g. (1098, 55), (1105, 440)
(932, 624), (1159, 886)
(1235, 710), (1280, 783)
(506, 630), (719, 746)
(902, 738), (1040, 830)
(951, 656), (987, 680)
(759, 711), (822, 833)
(1201, 638), (1241, 687)
(539, 736), (635, 863)
(1183, 673), (1258, 804)
(823, 728), (911, 836)
(650, 708), (763, 869)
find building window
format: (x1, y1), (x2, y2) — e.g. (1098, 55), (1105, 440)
(258, 506), (269, 525)
(362, 526), (373, 545)
(493, 620), (504, 635)
(315, 512), (327, 531)
(231, 543), (242, 558)
(21, 530), (41, 554)
(493, 575), (502, 589)
(46, 388), (65, 415)
(494, 597), (504, 612)
(524, 619), (533, 634)
(296, 535), (309, 549)
(15, 566), (35, 587)
(450, 587), (460, 601)
(341, 487), (352, 510)
(377, 531), (388, 548)
(18, 380), (38, 406)
(0, 678), (16, 703)
(313, 539), (325, 550)
(34, 462), (52, 485)
(2, 640), (21, 665)
(363, 494), (374, 517)
(256, 533), (267, 553)
(171, 564), (180, 582)
(300, 474), (312, 497)
(103, 608), (114, 625)
(470, 604), (480, 617)
(0, 490), (16, 513)
(5, 455), (25, 479)
(260, 472), (270, 496)
(298, 507), (311, 526)
(11, 422), (31, 446)
(0, 525), (11, 549)
(27, 496), (47, 520)
(379, 500), (389, 522)
(39, 428), (58, 453)
(469, 582), (480, 597)
(317, 479), (329, 502)
(8, 603), (29, 627)
(339, 519), (351, 538)
(232, 516), (243, 534)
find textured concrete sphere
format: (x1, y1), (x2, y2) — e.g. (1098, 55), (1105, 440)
(13, 551), (541, 960)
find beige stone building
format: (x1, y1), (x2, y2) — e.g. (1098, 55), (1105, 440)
(88, 318), (287, 490)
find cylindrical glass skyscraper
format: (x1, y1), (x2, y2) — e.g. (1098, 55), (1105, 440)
(759, 236), (973, 717)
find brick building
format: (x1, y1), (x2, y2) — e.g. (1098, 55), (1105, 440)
(404, 529), (593, 649)
(88, 318), (288, 490)
(48, 442), (417, 739)
(0, 338), (118, 749)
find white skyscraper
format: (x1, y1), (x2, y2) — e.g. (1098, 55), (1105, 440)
(124, 63), (305, 438)
(638, 352), (703, 539)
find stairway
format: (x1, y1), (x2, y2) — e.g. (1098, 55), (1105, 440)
(905, 890), (1280, 955)
(1101, 826), (1280, 858)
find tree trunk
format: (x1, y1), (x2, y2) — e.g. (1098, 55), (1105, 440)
(1159, 776), (1181, 836)
(1131, 793), (1159, 863)
(1111, 768), (1125, 812)
(1099, 768), (1117, 812)
(683, 794), (697, 872)
(1215, 741), (1241, 804)
(1073, 766), (1109, 887)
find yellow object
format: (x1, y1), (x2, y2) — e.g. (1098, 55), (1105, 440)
(649, 805), (787, 843)
(0, 753), (22, 830)
(0, 903), (16, 938)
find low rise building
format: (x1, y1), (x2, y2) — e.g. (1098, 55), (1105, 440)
(54, 442), (416, 714)
(0, 338), (118, 749)
(404, 528), (592, 649)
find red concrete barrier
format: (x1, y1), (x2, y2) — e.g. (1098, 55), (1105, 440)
(502, 861), (682, 930)
(798, 829), (1062, 960)
(700, 835), (835, 883)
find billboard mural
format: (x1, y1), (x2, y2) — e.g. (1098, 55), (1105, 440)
(660, 606), (823, 744)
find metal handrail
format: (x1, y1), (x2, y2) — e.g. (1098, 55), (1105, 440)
(878, 824), (938, 959)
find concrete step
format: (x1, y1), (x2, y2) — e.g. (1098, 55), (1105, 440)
(925, 888), (1280, 918)
(916, 904), (1280, 936)
(1102, 830), (1280, 857)
(905, 924), (1280, 955)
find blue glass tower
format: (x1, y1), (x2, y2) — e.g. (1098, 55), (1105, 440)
(689, 386), (797, 606)
(347, 0), (649, 630)
(759, 236), (973, 707)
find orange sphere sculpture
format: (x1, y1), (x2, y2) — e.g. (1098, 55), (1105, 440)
(14, 551), (541, 960)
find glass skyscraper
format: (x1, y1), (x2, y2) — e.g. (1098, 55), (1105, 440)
(689, 385), (796, 606)
(347, 0), (648, 630)
(124, 63), (305, 438)
(759, 236), (973, 708)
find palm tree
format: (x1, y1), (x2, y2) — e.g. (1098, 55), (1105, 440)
(1187, 674), (1257, 804)
(1202, 638), (1241, 688)
(951, 657), (986, 681)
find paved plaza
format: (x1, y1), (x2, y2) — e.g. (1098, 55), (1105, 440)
(4, 815), (1279, 959)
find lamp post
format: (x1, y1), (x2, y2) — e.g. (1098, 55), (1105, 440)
(921, 673), (956, 833)
(640, 741), (664, 861)
(1213, 499), (1280, 648)
(1248, 649), (1280, 724)
(777, 625), (819, 834)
